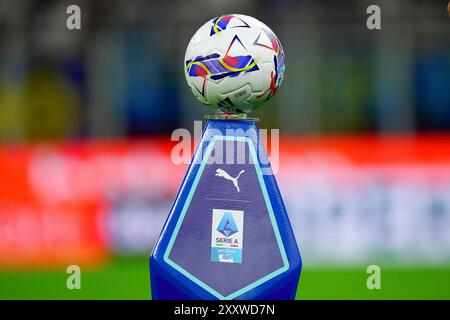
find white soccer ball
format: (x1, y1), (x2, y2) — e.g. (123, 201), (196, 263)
(184, 14), (285, 114)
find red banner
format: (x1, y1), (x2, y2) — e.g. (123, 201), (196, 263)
(1, 134), (449, 267)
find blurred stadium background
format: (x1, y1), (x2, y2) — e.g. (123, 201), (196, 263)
(0, 0), (449, 299)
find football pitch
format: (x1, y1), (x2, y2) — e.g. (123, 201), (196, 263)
(0, 257), (449, 299)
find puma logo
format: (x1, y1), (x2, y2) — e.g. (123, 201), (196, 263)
(215, 168), (245, 192)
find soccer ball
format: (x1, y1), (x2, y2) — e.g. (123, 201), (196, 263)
(184, 14), (285, 114)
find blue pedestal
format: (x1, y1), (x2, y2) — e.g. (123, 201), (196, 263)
(150, 119), (301, 300)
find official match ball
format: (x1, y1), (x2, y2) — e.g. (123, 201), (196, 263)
(184, 14), (285, 114)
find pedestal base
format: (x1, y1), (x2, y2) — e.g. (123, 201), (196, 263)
(150, 119), (301, 300)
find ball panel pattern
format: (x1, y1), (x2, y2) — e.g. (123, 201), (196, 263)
(184, 14), (285, 114)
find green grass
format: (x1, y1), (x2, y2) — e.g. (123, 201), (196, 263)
(0, 258), (449, 299)
(296, 266), (450, 299)
(0, 258), (150, 300)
